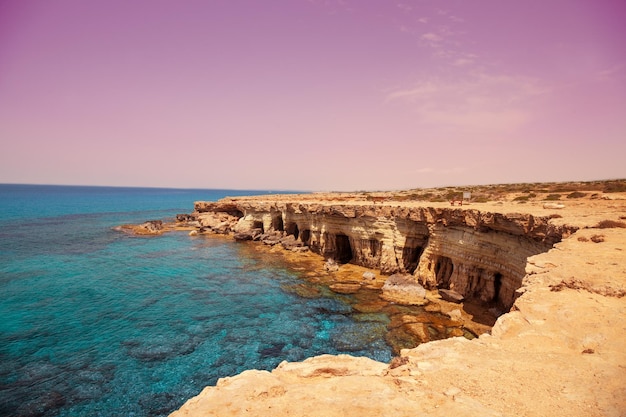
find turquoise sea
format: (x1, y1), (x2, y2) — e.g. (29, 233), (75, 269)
(0, 185), (393, 416)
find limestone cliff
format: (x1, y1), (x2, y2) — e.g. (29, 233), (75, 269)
(192, 200), (576, 311)
(170, 190), (626, 417)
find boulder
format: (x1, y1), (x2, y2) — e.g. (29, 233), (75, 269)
(381, 274), (428, 306)
(329, 282), (362, 294)
(280, 235), (304, 251)
(448, 309), (463, 322)
(212, 222), (231, 234)
(362, 271), (376, 281)
(176, 213), (197, 223)
(234, 228), (264, 241)
(233, 232), (253, 241)
(438, 289), (465, 303)
(324, 259), (339, 272)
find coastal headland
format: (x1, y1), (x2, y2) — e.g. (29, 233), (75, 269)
(122, 180), (626, 416)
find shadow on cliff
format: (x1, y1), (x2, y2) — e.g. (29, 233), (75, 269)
(462, 301), (499, 327)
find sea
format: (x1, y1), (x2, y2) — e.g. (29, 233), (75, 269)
(0, 184), (393, 417)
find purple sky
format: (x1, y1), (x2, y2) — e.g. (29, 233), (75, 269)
(1, 0), (625, 190)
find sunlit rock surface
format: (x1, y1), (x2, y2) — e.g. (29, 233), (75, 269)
(171, 188), (626, 417)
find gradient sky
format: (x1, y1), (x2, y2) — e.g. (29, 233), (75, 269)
(1, 0), (625, 191)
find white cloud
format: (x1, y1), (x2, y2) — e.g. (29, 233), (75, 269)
(453, 58), (473, 67)
(596, 63), (625, 81)
(397, 3), (413, 12)
(385, 72), (544, 134)
(384, 82), (439, 102)
(421, 32), (442, 42)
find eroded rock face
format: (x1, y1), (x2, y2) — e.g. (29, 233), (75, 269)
(191, 200), (577, 310)
(170, 226), (626, 417)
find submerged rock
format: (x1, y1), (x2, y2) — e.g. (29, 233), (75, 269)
(141, 220), (163, 233)
(176, 213), (197, 222)
(329, 282), (362, 294)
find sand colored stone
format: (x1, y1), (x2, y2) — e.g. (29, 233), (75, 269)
(169, 184), (626, 417)
(171, 229), (626, 417)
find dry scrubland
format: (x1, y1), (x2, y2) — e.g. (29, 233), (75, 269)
(158, 180), (626, 417)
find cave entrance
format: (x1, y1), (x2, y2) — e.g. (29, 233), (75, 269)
(335, 234), (353, 264)
(435, 256), (454, 286)
(271, 214), (284, 232)
(301, 229), (311, 245)
(285, 222), (299, 240)
(493, 272), (503, 306)
(252, 221), (264, 233)
(402, 246), (422, 274)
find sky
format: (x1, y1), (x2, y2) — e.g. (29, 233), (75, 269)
(1, 0), (625, 191)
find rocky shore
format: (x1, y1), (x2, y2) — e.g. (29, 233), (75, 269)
(127, 181), (626, 416)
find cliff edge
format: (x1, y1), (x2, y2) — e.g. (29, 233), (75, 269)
(169, 184), (626, 416)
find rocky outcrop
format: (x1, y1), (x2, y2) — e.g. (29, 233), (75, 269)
(191, 200), (577, 310)
(115, 220), (165, 235)
(170, 227), (626, 417)
(167, 188), (626, 417)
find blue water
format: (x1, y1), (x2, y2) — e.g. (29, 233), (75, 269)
(0, 184), (392, 416)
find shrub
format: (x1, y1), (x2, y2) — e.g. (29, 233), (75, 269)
(603, 181), (626, 193)
(430, 196), (447, 202)
(513, 196), (530, 202)
(596, 220), (626, 229)
(445, 191), (461, 200)
(590, 234), (605, 243)
(567, 191), (586, 199)
(544, 194), (561, 201)
(552, 186), (577, 193)
(472, 195), (490, 203)
(577, 236), (589, 242)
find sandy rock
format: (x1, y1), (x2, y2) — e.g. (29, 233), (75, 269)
(329, 282), (362, 294)
(324, 259), (339, 272)
(381, 274), (428, 305)
(362, 271), (376, 280)
(438, 288), (464, 303)
(543, 202), (565, 209)
(169, 186), (626, 417)
(448, 309), (462, 322)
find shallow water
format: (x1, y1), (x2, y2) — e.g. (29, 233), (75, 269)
(0, 185), (392, 416)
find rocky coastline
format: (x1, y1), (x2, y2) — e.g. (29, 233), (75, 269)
(123, 181), (626, 416)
